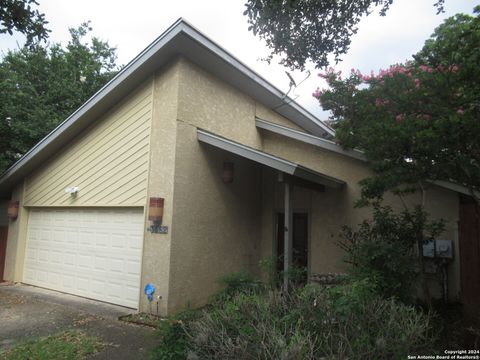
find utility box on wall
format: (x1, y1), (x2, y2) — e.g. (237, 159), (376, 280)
(422, 239), (454, 259)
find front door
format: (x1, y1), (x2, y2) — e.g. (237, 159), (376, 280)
(276, 213), (308, 276)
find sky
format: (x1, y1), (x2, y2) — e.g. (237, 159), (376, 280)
(0, 0), (476, 120)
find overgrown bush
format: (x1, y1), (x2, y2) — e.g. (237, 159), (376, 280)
(259, 257), (309, 290)
(150, 308), (199, 360)
(212, 271), (264, 303)
(338, 204), (444, 302)
(181, 279), (436, 359)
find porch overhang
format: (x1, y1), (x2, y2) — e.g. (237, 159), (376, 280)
(197, 129), (345, 189)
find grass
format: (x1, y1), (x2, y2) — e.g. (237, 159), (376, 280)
(0, 330), (105, 360)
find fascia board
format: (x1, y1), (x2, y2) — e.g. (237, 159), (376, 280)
(256, 118), (365, 161)
(197, 129), (297, 175)
(197, 129), (345, 189)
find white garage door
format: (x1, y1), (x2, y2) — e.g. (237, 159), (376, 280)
(23, 208), (144, 308)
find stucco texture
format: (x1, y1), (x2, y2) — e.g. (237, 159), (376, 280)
(167, 57), (461, 308)
(139, 62), (180, 314)
(167, 121), (263, 312)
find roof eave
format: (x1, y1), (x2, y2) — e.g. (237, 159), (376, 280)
(256, 117), (365, 161)
(197, 129), (345, 189)
(0, 19), (334, 196)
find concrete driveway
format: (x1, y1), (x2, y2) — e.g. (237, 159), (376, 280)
(0, 283), (158, 359)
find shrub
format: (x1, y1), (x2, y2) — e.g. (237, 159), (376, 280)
(338, 204), (444, 303)
(183, 279), (436, 359)
(213, 271), (264, 303)
(259, 257), (308, 289)
(150, 308), (200, 360)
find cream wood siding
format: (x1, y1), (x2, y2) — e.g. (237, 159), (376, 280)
(24, 80), (153, 207)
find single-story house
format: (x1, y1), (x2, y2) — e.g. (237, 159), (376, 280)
(0, 19), (478, 316)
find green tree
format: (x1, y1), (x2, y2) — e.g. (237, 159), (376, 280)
(315, 7), (480, 305)
(244, 0), (445, 70)
(316, 7), (480, 203)
(0, 0), (49, 44)
(0, 22), (119, 173)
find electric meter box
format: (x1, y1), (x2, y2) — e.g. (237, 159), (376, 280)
(422, 240), (454, 259)
(436, 239), (454, 259)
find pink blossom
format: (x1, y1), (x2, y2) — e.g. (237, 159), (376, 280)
(419, 65), (434, 73)
(362, 75), (371, 82)
(312, 88), (323, 98)
(423, 114), (431, 121)
(395, 114), (404, 123)
(456, 108), (465, 115)
(414, 78), (421, 89)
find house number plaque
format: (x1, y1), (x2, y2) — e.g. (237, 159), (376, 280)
(148, 225), (168, 234)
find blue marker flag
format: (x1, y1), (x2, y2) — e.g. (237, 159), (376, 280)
(144, 283), (155, 302)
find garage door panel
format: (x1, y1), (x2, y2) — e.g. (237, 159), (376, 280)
(24, 208), (144, 308)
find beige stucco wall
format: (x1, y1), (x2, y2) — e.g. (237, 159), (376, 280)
(167, 57), (461, 308)
(177, 59), (262, 149)
(261, 130), (373, 271)
(24, 80), (153, 207)
(138, 62), (180, 314)
(261, 130), (461, 300)
(423, 185), (460, 300)
(167, 122), (263, 312)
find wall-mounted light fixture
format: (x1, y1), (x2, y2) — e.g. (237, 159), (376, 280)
(149, 197), (164, 223)
(222, 162), (234, 183)
(148, 197), (168, 234)
(64, 186), (79, 197)
(7, 200), (19, 221)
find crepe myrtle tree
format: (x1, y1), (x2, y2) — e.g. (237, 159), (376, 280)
(314, 7), (480, 205)
(314, 8), (480, 305)
(244, 0), (445, 70)
(315, 61), (464, 304)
